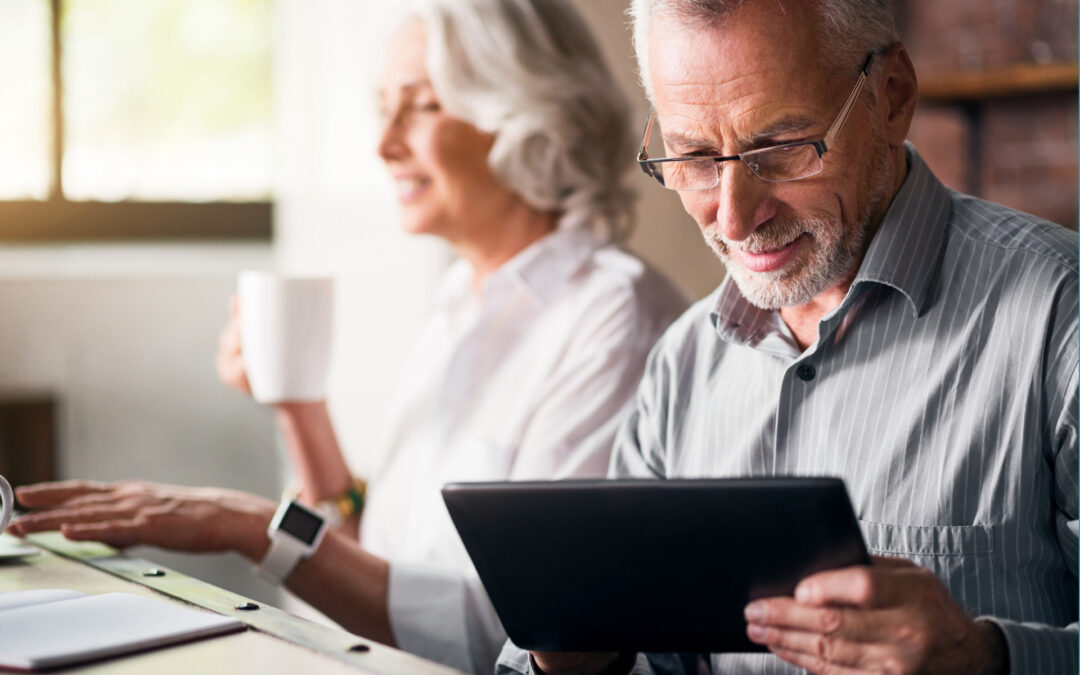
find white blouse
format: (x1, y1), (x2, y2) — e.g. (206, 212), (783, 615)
(359, 226), (687, 674)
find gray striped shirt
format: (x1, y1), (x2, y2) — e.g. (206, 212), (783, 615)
(497, 147), (1078, 675)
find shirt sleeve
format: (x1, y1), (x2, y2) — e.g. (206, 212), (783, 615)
(609, 321), (687, 480)
(389, 560), (506, 675)
(389, 283), (683, 674)
(981, 279), (1079, 673)
(507, 284), (682, 481)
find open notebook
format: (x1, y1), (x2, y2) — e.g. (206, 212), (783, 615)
(0, 589), (244, 671)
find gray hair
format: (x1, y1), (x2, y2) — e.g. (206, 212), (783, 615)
(629, 0), (898, 102)
(407, 0), (637, 241)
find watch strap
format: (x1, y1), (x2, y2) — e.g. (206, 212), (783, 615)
(255, 530), (309, 584)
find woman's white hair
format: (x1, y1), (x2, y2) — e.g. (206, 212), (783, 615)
(405, 0), (637, 241)
(629, 0), (898, 102)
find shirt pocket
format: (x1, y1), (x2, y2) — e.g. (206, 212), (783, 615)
(858, 520), (997, 616)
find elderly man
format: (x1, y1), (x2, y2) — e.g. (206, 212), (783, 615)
(497, 0), (1077, 674)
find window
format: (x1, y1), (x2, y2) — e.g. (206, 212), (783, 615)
(0, 0), (273, 241)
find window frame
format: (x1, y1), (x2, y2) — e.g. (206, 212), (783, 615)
(0, 0), (272, 243)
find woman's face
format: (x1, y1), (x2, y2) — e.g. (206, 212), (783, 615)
(377, 20), (514, 242)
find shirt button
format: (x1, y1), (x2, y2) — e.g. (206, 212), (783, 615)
(796, 364), (816, 381)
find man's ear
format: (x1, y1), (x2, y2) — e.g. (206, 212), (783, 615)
(878, 41), (919, 147)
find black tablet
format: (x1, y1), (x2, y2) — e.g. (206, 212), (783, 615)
(442, 477), (868, 653)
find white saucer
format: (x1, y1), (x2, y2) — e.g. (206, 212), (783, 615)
(0, 534), (39, 559)
(0, 544), (38, 559)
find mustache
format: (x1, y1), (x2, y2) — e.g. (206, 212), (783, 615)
(711, 217), (829, 256)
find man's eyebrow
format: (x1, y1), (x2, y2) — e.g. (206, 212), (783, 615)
(661, 114), (822, 153)
(747, 115), (818, 144)
(660, 131), (722, 151)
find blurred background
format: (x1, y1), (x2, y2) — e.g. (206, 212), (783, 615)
(0, 0), (1075, 608)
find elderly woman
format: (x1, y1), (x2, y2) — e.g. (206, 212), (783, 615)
(11, 1), (686, 673)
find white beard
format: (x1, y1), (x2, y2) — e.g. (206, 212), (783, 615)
(708, 213), (863, 309)
(707, 137), (894, 310)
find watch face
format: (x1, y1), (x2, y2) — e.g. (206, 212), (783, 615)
(280, 502), (323, 545)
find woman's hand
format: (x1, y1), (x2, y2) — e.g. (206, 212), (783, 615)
(215, 295), (252, 397)
(9, 480), (276, 561)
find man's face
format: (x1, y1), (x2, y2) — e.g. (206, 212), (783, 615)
(648, 2), (893, 310)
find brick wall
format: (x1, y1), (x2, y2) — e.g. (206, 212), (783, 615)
(900, 0), (1078, 229)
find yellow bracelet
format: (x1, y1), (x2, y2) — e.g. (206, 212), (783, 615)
(332, 476), (367, 521)
(280, 476), (367, 522)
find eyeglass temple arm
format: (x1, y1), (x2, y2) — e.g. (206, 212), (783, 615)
(638, 112), (657, 162)
(821, 52), (875, 151)
(630, 113), (656, 178)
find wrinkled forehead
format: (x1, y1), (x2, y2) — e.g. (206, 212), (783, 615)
(647, 2), (834, 119)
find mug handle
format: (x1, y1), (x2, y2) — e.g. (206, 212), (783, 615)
(0, 475), (13, 535)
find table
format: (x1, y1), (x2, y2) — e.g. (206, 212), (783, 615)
(0, 532), (461, 674)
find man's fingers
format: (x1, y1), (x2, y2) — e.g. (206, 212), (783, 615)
(748, 621), (895, 669)
(752, 626), (860, 668)
(15, 480), (113, 507)
(747, 597), (846, 632)
(794, 565), (913, 608)
(745, 598), (903, 644)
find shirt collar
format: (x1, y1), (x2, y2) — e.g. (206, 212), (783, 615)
(496, 226), (601, 304)
(712, 144), (952, 345)
(711, 277), (787, 351)
(851, 144), (951, 319)
(436, 226), (602, 309)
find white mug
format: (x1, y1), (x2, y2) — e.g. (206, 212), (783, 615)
(0, 474), (13, 535)
(237, 272), (335, 404)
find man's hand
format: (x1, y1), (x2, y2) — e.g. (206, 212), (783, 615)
(744, 556), (1007, 674)
(9, 480), (276, 561)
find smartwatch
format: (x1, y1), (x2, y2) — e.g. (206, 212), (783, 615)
(278, 476), (366, 529)
(255, 499), (328, 584)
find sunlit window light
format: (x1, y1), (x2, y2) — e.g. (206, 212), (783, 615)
(0, 1), (52, 200)
(0, 0), (273, 205)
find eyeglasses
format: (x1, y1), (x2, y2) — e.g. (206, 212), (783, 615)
(637, 52), (876, 191)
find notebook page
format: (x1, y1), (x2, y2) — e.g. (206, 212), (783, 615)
(0, 589), (85, 611)
(0, 592), (244, 670)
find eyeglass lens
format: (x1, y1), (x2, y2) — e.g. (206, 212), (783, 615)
(643, 114), (827, 191)
(743, 145), (824, 182)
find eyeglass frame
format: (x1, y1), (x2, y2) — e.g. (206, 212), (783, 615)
(637, 51), (877, 191)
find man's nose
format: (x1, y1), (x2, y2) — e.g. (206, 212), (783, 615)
(714, 162), (775, 242)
